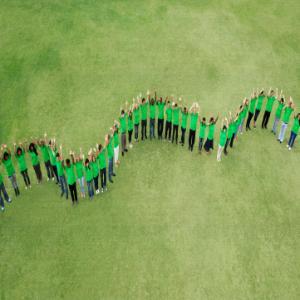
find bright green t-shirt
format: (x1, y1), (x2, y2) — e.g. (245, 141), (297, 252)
(219, 129), (227, 147)
(172, 108), (180, 125)
(0, 172), (3, 185)
(133, 107), (140, 125)
(65, 164), (76, 185)
(107, 139), (114, 159)
(113, 131), (119, 148)
(2, 155), (15, 177)
(75, 161), (84, 179)
(208, 123), (216, 140)
(282, 106), (294, 124)
(249, 97), (257, 114)
(227, 122), (235, 139)
(91, 160), (99, 178)
(190, 113), (198, 131)
(29, 151), (39, 166)
(85, 165), (93, 182)
(181, 112), (188, 129)
(120, 114), (127, 134)
(265, 96), (275, 112)
(40, 145), (50, 162)
(128, 116), (133, 131)
(16, 151), (27, 172)
(157, 102), (165, 120)
(275, 102), (285, 118)
(256, 95), (264, 111)
(141, 102), (148, 121)
(291, 117), (300, 134)
(48, 148), (57, 166)
(199, 122), (206, 138)
(166, 107), (172, 122)
(56, 159), (64, 177)
(241, 105), (248, 119)
(149, 104), (156, 119)
(98, 150), (106, 170)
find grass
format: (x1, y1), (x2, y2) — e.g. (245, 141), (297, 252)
(0, 0), (300, 299)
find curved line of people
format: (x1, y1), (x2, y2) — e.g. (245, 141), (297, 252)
(0, 89), (299, 211)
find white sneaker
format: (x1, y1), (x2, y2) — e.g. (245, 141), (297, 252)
(288, 147), (291, 151)
(101, 188), (104, 193)
(8, 198), (12, 203)
(96, 189), (100, 194)
(286, 144), (289, 148)
(1, 207), (4, 212)
(47, 178), (49, 182)
(129, 144), (133, 149)
(25, 186), (28, 190)
(52, 177), (55, 181)
(29, 185), (32, 189)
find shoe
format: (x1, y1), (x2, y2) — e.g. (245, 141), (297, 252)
(288, 147), (291, 151)
(1, 207), (4, 212)
(112, 173), (116, 177)
(29, 185), (32, 189)
(109, 179), (114, 183)
(129, 144), (133, 149)
(25, 186), (28, 190)
(125, 149), (128, 152)
(52, 177), (55, 181)
(105, 187), (107, 191)
(286, 144), (289, 148)
(8, 198), (12, 203)
(101, 188), (104, 193)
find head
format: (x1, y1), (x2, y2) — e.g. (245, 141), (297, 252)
(85, 158), (89, 166)
(65, 158), (71, 167)
(16, 147), (22, 156)
(174, 103), (178, 108)
(159, 97), (163, 103)
(29, 143), (36, 152)
(260, 90), (264, 96)
(167, 100), (170, 107)
(121, 109), (125, 115)
(210, 117), (214, 123)
(202, 117), (206, 123)
(183, 107), (187, 113)
(56, 152), (60, 160)
(270, 90), (274, 96)
(150, 98), (155, 105)
(142, 98), (146, 104)
(280, 97), (285, 104)
(297, 113), (300, 120)
(3, 152), (9, 160)
(223, 125), (227, 130)
(98, 144), (103, 152)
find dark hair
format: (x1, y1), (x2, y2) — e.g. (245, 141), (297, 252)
(142, 98), (146, 103)
(56, 152), (60, 158)
(128, 111), (132, 119)
(159, 97), (163, 102)
(66, 158), (71, 166)
(98, 144), (102, 151)
(3, 152), (9, 160)
(29, 143), (38, 156)
(175, 103), (178, 107)
(260, 91), (264, 96)
(150, 98), (155, 105)
(16, 147), (22, 156)
(202, 117), (206, 122)
(210, 117), (214, 122)
(121, 109), (125, 114)
(85, 158), (89, 165)
(167, 100), (170, 104)
(223, 125), (227, 130)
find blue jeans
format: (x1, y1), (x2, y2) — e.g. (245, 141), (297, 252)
(272, 117), (280, 133)
(77, 176), (85, 195)
(278, 122), (288, 142)
(109, 158), (114, 180)
(150, 118), (155, 139)
(59, 175), (68, 198)
(87, 180), (94, 199)
(288, 131), (297, 148)
(0, 182), (10, 208)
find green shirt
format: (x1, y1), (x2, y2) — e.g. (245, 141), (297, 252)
(208, 123), (215, 140)
(98, 150), (106, 170)
(249, 97), (257, 114)
(133, 107), (140, 125)
(2, 155), (15, 177)
(128, 115), (133, 131)
(166, 107), (172, 122)
(0, 172), (3, 185)
(49, 148), (57, 166)
(181, 112), (188, 129)
(282, 106), (294, 124)
(190, 113), (198, 131)
(256, 95), (264, 111)
(29, 151), (39, 166)
(120, 114), (127, 134)
(141, 102), (148, 120)
(85, 165), (93, 182)
(113, 131), (119, 148)
(234, 119), (239, 133)
(91, 160), (99, 178)
(265, 96), (275, 112)
(172, 108), (180, 125)
(65, 164), (76, 185)
(75, 161), (84, 179)
(241, 105), (248, 119)
(275, 102), (285, 118)
(16, 151), (27, 172)
(157, 102), (165, 120)
(219, 129), (227, 147)
(199, 122), (206, 138)
(107, 139), (114, 159)
(291, 117), (300, 134)
(149, 104), (156, 119)
(40, 145), (50, 162)
(227, 122), (235, 139)
(56, 159), (64, 177)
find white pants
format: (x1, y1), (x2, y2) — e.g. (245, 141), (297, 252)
(217, 145), (224, 161)
(114, 146), (119, 163)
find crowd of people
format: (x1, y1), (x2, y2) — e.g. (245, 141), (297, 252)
(0, 89), (299, 211)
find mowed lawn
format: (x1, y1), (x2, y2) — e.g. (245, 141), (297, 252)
(0, 0), (300, 299)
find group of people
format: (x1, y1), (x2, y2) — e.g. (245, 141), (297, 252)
(0, 89), (299, 211)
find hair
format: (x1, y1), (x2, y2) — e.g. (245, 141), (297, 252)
(210, 117), (214, 122)
(121, 109), (125, 115)
(66, 158), (71, 166)
(128, 110), (132, 119)
(56, 152), (60, 158)
(85, 158), (90, 165)
(98, 144), (102, 151)
(281, 97), (284, 102)
(167, 100), (170, 104)
(3, 152), (9, 160)
(174, 103), (178, 107)
(29, 143), (38, 156)
(202, 117), (206, 122)
(183, 107), (187, 113)
(16, 147), (22, 156)
(223, 125), (227, 130)
(259, 90), (264, 96)
(239, 105), (243, 109)
(142, 98), (146, 103)
(150, 98), (155, 105)
(159, 97), (163, 102)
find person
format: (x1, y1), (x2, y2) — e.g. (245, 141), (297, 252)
(172, 101), (180, 144)
(56, 146), (68, 199)
(246, 92), (257, 131)
(119, 104), (128, 156)
(65, 152), (78, 205)
(278, 97), (295, 143)
(1, 145), (20, 196)
(238, 99), (248, 134)
(84, 158), (94, 199)
(272, 92), (285, 134)
(180, 105), (188, 146)
(90, 150), (100, 194)
(230, 111), (240, 148)
(0, 170), (12, 212)
(204, 114), (219, 153)
(188, 103), (199, 151)
(28, 141), (42, 184)
(140, 94), (149, 140)
(14, 143), (31, 189)
(38, 134), (52, 181)
(198, 117), (207, 153)
(98, 144), (107, 192)
(49, 139), (59, 184)
(253, 89), (265, 128)
(224, 113), (234, 155)
(149, 97), (156, 140)
(133, 100), (140, 142)
(157, 97), (166, 140)
(261, 88), (276, 129)
(112, 123), (120, 167)
(165, 101), (172, 141)
(127, 109), (134, 148)
(75, 149), (85, 198)
(217, 118), (228, 162)
(287, 113), (300, 150)
(106, 134), (116, 183)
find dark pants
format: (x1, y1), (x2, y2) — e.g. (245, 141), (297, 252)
(141, 120), (147, 140)
(172, 124), (179, 143)
(224, 138), (230, 154)
(181, 127), (186, 145)
(44, 160), (52, 179)
(108, 158), (114, 181)
(150, 118), (155, 139)
(157, 118), (164, 139)
(21, 169), (31, 186)
(288, 132), (297, 148)
(246, 112), (254, 129)
(165, 121), (172, 140)
(198, 137), (204, 152)
(51, 164), (59, 183)
(230, 133), (236, 148)
(93, 174), (99, 191)
(0, 182), (10, 208)
(68, 183), (78, 203)
(262, 111), (271, 128)
(128, 129), (133, 144)
(100, 168), (107, 189)
(87, 180), (94, 199)
(134, 124), (139, 140)
(33, 163), (42, 182)
(254, 109), (260, 122)
(188, 129), (196, 151)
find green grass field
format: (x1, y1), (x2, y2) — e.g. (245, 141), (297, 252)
(1, 1), (300, 299)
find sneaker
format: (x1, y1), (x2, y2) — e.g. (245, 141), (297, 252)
(101, 188), (104, 193)
(1, 207), (4, 212)
(129, 144), (133, 149)
(286, 144), (289, 148)
(29, 185), (32, 189)
(8, 198), (12, 203)
(288, 147), (291, 151)
(109, 179), (114, 183)
(112, 173), (116, 177)
(125, 149), (128, 152)
(25, 186), (28, 190)
(52, 177), (55, 181)
(96, 189), (100, 194)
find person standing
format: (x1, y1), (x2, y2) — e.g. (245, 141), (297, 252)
(98, 144), (107, 192)
(140, 94), (149, 140)
(238, 99), (248, 134)
(120, 105), (128, 156)
(106, 134), (115, 183)
(14, 143), (31, 189)
(84, 158), (94, 199)
(253, 89), (265, 128)
(262, 88), (277, 129)
(217, 118), (228, 162)
(65, 152), (78, 205)
(172, 102), (180, 144)
(224, 113), (234, 155)
(38, 134), (52, 181)
(157, 97), (166, 140)
(149, 97), (156, 140)
(113, 123), (120, 166)
(56, 146), (68, 199)
(204, 114), (219, 153)
(272, 93), (285, 134)
(165, 101), (172, 141)
(180, 106), (188, 146)
(198, 118), (207, 153)
(127, 109), (134, 148)
(0, 170), (12, 212)
(90, 150), (99, 194)
(287, 113), (300, 150)
(75, 148), (85, 198)
(133, 101), (140, 142)
(188, 103), (199, 151)
(246, 92), (257, 131)
(49, 139), (59, 184)
(278, 97), (295, 143)
(28, 142), (42, 184)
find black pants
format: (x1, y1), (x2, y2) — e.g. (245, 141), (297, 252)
(128, 129), (133, 144)
(198, 137), (204, 152)
(181, 127), (186, 145)
(33, 163), (42, 182)
(141, 120), (147, 140)
(51, 164), (59, 183)
(246, 112), (254, 130)
(262, 111), (271, 128)
(94, 174), (99, 191)
(188, 129), (196, 151)
(100, 168), (106, 189)
(172, 125), (179, 143)
(44, 160), (52, 179)
(224, 138), (230, 154)
(21, 169), (31, 186)
(157, 119), (164, 139)
(165, 121), (172, 140)
(230, 133), (235, 148)
(69, 183), (78, 203)
(134, 124), (139, 140)
(254, 109), (260, 122)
